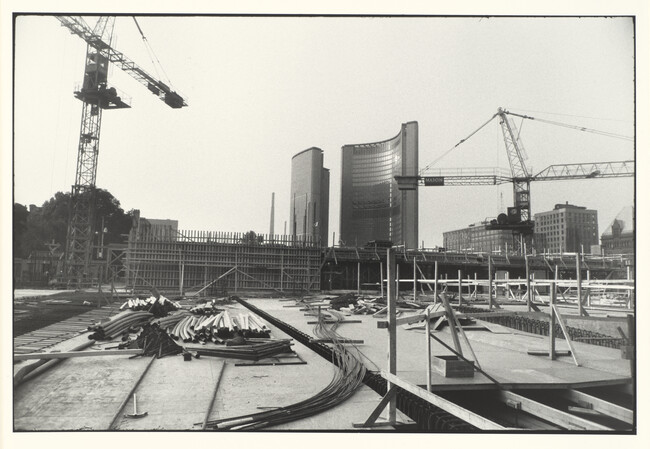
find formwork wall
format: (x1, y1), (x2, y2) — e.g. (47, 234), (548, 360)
(126, 229), (321, 294)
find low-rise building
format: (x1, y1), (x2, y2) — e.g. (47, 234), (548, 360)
(443, 221), (516, 253)
(533, 202), (598, 254)
(601, 206), (634, 256)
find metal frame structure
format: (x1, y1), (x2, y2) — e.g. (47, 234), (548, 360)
(395, 107), (634, 254)
(56, 16), (187, 287)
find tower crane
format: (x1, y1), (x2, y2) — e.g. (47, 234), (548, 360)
(55, 16), (187, 287)
(395, 107), (634, 252)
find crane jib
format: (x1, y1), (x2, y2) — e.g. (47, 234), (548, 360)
(423, 177), (445, 186)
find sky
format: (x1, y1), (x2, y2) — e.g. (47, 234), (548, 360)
(12, 14), (637, 248)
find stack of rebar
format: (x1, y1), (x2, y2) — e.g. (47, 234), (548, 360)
(202, 308), (366, 430)
(169, 310), (270, 343)
(87, 310), (153, 340)
(196, 339), (293, 360)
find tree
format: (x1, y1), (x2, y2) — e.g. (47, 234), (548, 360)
(13, 203), (29, 258)
(240, 230), (264, 245)
(15, 188), (135, 258)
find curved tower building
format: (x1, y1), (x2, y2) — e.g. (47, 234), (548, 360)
(340, 121), (418, 248)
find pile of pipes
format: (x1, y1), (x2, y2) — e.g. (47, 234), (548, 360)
(87, 310), (153, 340)
(134, 323), (183, 358)
(189, 298), (226, 315)
(119, 295), (181, 317)
(150, 310), (191, 331)
(169, 310), (270, 343)
(196, 339), (293, 361)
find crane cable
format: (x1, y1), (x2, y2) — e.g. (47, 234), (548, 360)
(504, 110), (633, 141)
(420, 113), (498, 174)
(132, 17), (175, 91)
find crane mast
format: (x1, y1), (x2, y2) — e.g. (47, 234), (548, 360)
(395, 107), (634, 255)
(65, 17), (130, 287)
(497, 107), (532, 223)
(57, 16), (187, 287)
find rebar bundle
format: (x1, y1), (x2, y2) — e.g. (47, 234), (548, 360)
(203, 304), (366, 430)
(196, 339), (293, 361)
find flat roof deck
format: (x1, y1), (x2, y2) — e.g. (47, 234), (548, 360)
(13, 294), (631, 431)
(13, 300), (408, 431)
(245, 297), (631, 391)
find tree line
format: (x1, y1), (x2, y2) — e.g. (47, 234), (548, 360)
(13, 189), (135, 259)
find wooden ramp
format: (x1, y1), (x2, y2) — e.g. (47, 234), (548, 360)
(13, 306), (118, 354)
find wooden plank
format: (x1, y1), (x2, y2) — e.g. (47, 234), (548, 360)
(497, 390), (612, 431)
(380, 371), (506, 430)
(527, 350), (571, 357)
(552, 304), (580, 366)
(354, 386), (397, 428)
(202, 362), (226, 429)
(14, 349), (143, 361)
(560, 389), (633, 424)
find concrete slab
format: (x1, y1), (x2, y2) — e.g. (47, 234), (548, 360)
(13, 301), (403, 431)
(245, 297), (631, 392)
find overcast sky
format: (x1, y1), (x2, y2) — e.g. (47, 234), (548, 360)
(13, 14), (635, 247)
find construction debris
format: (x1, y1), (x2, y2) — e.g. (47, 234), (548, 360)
(190, 297), (233, 314)
(327, 292), (426, 315)
(134, 323), (183, 358)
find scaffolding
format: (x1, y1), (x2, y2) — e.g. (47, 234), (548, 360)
(125, 228), (321, 294)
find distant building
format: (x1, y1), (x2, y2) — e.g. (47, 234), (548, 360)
(139, 217), (179, 240)
(443, 221), (517, 253)
(289, 147), (330, 245)
(340, 121), (418, 248)
(601, 206), (634, 256)
(533, 202), (598, 253)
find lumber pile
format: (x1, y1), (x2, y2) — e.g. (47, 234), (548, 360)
(87, 310), (153, 340)
(169, 310), (270, 343)
(118, 295), (181, 317)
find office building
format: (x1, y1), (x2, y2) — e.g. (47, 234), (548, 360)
(290, 147), (330, 245)
(340, 121), (418, 248)
(533, 202), (598, 253)
(443, 221), (516, 253)
(601, 206), (634, 256)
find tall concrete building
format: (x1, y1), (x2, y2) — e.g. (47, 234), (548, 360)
(533, 202), (598, 253)
(340, 121), (418, 248)
(601, 206), (634, 256)
(443, 221), (516, 253)
(289, 147), (330, 245)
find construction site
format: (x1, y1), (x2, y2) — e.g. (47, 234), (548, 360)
(10, 14), (638, 438)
